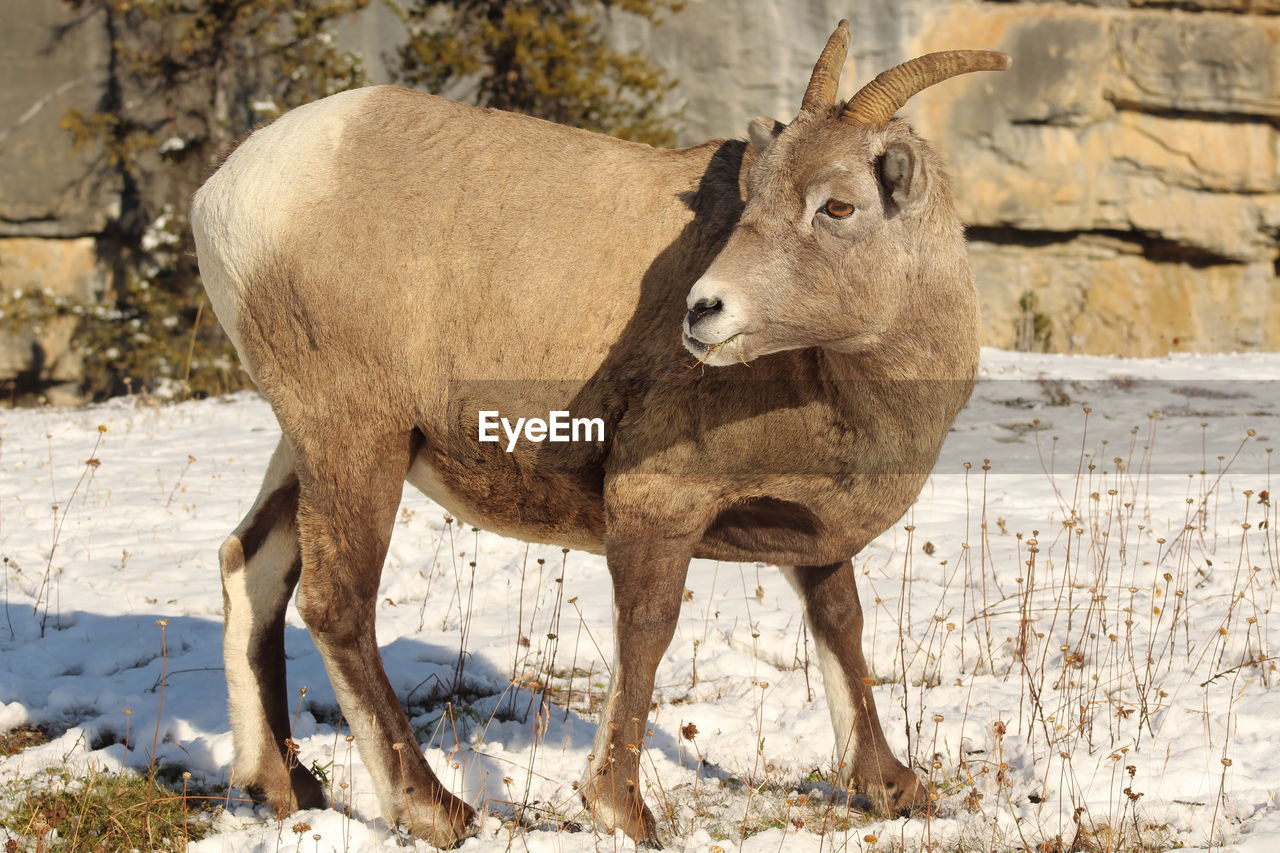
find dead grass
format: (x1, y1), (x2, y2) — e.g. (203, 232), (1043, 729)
(0, 727), (48, 757)
(0, 765), (222, 852)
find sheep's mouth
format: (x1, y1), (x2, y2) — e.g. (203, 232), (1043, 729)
(709, 332), (741, 350)
(687, 331), (737, 348)
(683, 331), (747, 365)
(684, 330), (730, 351)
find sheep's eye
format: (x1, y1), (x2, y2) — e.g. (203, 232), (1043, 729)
(822, 199), (855, 219)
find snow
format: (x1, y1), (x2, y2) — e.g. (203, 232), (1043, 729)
(1, 348), (1278, 852)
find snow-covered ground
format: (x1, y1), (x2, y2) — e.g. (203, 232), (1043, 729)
(1, 348), (1278, 852)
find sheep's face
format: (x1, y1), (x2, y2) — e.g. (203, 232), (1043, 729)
(682, 116), (951, 366)
(680, 23), (1007, 367)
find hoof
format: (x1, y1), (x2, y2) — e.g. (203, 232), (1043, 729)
(895, 776), (932, 817)
(580, 773), (660, 846)
(288, 762), (327, 810)
(404, 797), (479, 850)
(855, 765), (930, 817)
(240, 761), (326, 815)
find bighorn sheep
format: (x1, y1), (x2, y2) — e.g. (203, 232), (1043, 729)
(191, 21), (1009, 848)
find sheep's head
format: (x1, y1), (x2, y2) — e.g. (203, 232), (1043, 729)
(682, 21), (1010, 366)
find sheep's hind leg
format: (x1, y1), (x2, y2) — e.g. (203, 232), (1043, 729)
(782, 560), (928, 814)
(292, 427), (477, 849)
(220, 437), (325, 814)
(580, 538), (691, 848)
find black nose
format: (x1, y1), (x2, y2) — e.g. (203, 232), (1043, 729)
(686, 297), (723, 328)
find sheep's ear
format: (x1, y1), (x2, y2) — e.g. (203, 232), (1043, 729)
(747, 116), (785, 152)
(877, 140), (929, 216)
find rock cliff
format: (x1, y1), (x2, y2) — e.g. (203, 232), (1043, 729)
(0, 0), (114, 399)
(620, 0), (1280, 355)
(2, 0), (1277, 398)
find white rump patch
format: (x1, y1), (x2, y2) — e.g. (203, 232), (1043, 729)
(190, 87), (379, 368)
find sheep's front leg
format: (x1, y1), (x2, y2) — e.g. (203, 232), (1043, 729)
(580, 538), (690, 848)
(782, 560), (928, 814)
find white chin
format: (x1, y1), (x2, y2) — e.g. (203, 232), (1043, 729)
(700, 348), (745, 366)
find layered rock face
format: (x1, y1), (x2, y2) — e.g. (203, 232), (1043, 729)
(0, 238), (99, 402)
(621, 0), (1280, 354)
(914, 2), (1280, 354)
(2, 0), (1277, 399)
(0, 0), (114, 399)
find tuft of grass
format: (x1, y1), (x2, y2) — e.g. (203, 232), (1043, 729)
(0, 766), (221, 852)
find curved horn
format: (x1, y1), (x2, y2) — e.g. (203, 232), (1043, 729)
(840, 50), (1011, 127)
(800, 20), (851, 115)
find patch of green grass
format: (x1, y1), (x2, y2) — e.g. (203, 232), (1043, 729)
(0, 766), (222, 852)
